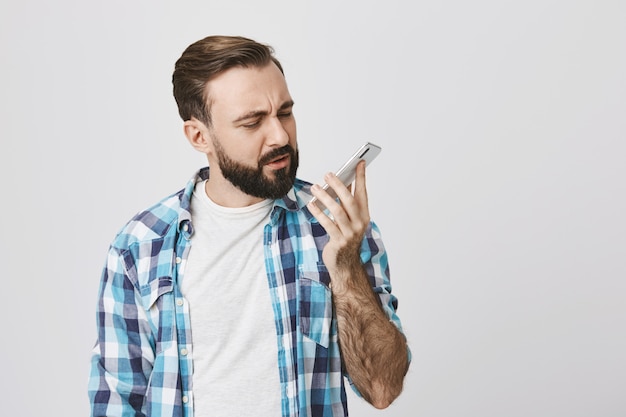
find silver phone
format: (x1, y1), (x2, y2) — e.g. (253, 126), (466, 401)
(309, 142), (382, 209)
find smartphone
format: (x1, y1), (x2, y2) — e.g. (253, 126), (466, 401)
(309, 142), (382, 210)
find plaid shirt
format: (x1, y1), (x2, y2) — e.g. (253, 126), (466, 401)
(88, 167), (407, 417)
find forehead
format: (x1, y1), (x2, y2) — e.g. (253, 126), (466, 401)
(205, 63), (292, 116)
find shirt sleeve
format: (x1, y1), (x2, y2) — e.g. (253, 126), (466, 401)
(362, 222), (408, 334)
(88, 245), (154, 417)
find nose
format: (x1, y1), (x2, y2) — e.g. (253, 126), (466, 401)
(265, 115), (290, 147)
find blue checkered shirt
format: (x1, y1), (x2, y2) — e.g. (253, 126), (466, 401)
(88, 167), (407, 417)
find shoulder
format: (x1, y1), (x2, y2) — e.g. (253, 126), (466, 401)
(110, 189), (186, 250)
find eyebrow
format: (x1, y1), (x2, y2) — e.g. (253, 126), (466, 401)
(232, 100), (295, 123)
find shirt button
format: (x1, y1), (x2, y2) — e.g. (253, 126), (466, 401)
(176, 299), (184, 306)
(175, 257), (182, 264)
(181, 348), (188, 356)
(182, 395), (189, 403)
(183, 224), (189, 232)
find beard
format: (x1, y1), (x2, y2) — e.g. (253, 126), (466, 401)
(212, 138), (299, 200)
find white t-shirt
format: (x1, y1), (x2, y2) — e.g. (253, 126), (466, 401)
(181, 180), (281, 417)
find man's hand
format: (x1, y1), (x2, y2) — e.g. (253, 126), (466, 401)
(307, 160), (370, 280)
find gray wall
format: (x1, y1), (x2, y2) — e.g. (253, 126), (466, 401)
(1, 0), (624, 416)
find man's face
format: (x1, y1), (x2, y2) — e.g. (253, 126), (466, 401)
(204, 63), (298, 199)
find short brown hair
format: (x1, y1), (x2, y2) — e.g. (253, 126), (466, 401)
(172, 35), (284, 126)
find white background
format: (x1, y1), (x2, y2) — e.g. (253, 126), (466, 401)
(1, 1), (625, 416)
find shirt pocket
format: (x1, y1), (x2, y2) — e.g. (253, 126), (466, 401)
(299, 265), (333, 348)
(140, 276), (174, 310)
(139, 276), (175, 344)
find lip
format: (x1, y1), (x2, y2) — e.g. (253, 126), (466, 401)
(265, 154), (290, 170)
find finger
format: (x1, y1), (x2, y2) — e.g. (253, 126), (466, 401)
(325, 162), (369, 223)
(332, 162), (370, 233)
(319, 173), (358, 227)
(323, 172), (354, 207)
(353, 160), (369, 210)
(310, 183), (341, 212)
(308, 184), (340, 227)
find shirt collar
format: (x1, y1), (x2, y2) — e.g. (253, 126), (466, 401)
(179, 167), (317, 228)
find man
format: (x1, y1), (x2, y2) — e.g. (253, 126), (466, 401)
(88, 35), (410, 417)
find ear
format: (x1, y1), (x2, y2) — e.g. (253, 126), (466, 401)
(183, 118), (212, 153)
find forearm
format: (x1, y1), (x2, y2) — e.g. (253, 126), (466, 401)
(332, 259), (409, 409)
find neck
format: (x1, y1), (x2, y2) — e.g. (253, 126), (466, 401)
(204, 176), (265, 208)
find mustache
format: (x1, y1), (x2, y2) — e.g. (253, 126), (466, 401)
(258, 145), (296, 166)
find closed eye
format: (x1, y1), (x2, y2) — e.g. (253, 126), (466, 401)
(242, 120), (261, 128)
